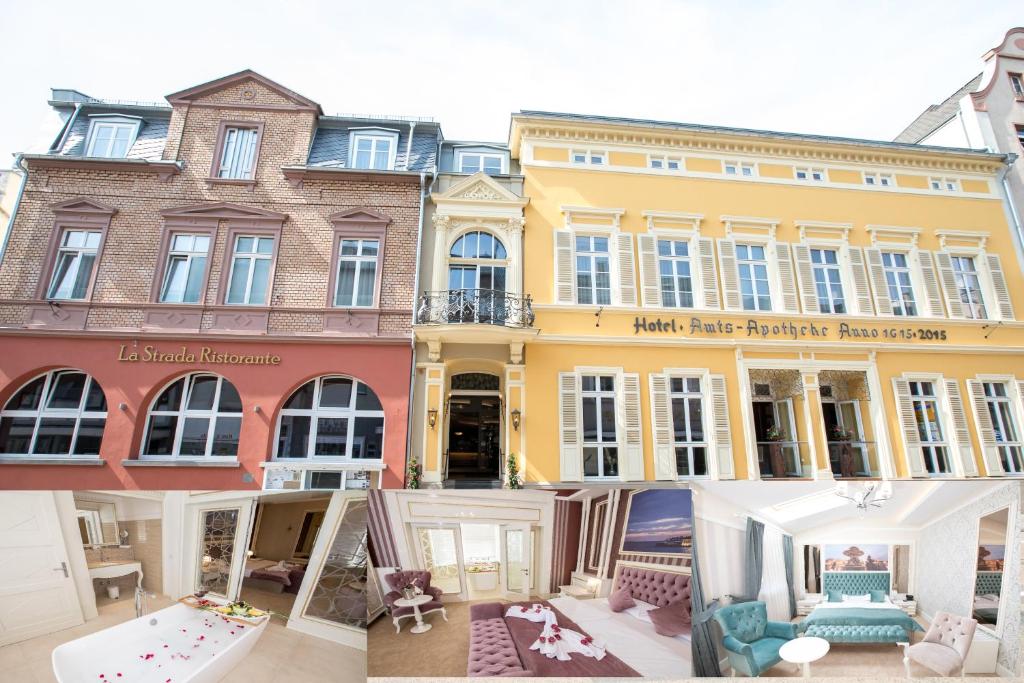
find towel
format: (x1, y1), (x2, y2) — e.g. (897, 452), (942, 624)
(505, 604), (607, 662)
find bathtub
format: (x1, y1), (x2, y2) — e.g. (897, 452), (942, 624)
(53, 601), (268, 683)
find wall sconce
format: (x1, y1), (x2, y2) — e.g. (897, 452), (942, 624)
(510, 409), (521, 431)
(428, 409), (438, 429)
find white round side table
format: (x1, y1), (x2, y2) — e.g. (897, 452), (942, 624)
(394, 594), (433, 634)
(779, 636), (830, 678)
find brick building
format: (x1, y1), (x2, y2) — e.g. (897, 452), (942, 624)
(0, 71), (437, 490)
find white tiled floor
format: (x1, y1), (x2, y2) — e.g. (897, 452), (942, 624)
(0, 595), (365, 682)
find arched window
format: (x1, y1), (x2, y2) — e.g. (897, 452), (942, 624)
(0, 369), (107, 456)
(447, 231), (509, 324)
(276, 376), (384, 460)
(143, 373), (242, 458)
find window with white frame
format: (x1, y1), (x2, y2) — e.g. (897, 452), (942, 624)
(929, 177), (959, 191)
(737, 243), (771, 311)
(225, 235), (274, 305)
(581, 374), (617, 478)
(1009, 73), (1024, 97)
(811, 248), (846, 314)
(571, 150), (606, 166)
(217, 126), (259, 179)
(575, 235), (611, 305)
(863, 173), (893, 187)
(458, 152), (504, 174)
(649, 155), (681, 170)
(350, 131), (398, 170)
(982, 381), (1024, 474)
(85, 119), (139, 158)
(670, 376), (707, 477)
(724, 161), (755, 177)
(0, 370), (106, 456)
(909, 380), (951, 475)
(881, 251), (917, 316)
(334, 238), (379, 307)
(951, 255), (987, 319)
(47, 229), (102, 300)
(143, 374), (242, 458)
(1016, 125), (1024, 151)
(276, 376), (384, 460)
(159, 233), (210, 304)
(658, 239), (694, 308)
(795, 167), (824, 181)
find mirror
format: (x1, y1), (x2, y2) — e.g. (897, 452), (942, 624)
(74, 496), (119, 546)
(973, 507), (1008, 630)
(892, 545), (911, 594)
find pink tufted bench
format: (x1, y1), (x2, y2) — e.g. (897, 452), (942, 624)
(467, 603), (531, 677)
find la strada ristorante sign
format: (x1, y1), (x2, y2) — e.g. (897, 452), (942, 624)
(633, 316), (949, 342)
(117, 344), (282, 365)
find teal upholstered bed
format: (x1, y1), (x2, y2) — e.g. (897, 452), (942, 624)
(822, 571), (890, 595)
(800, 572), (922, 644)
(974, 571), (1002, 595)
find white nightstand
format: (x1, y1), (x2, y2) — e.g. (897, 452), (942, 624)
(797, 594), (822, 615)
(893, 599), (917, 616)
(558, 584), (596, 600)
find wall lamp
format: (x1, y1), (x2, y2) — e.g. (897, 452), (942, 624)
(427, 409), (438, 429)
(510, 409), (521, 431)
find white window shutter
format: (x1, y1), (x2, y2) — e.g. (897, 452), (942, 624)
(864, 247), (893, 315)
(966, 379), (1004, 476)
(791, 243), (818, 313)
(943, 378), (978, 477)
(846, 246), (874, 315)
(717, 239), (742, 311)
(616, 232), (638, 306)
(934, 251), (965, 318)
(709, 374), (735, 480)
(619, 372), (645, 481)
(558, 372), (583, 482)
(892, 378), (928, 477)
(636, 233), (661, 307)
(774, 242), (799, 314)
(554, 231), (576, 305)
(648, 373), (675, 480)
(697, 237), (720, 309)
(915, 250), (946, 318)
(985, 253), (1014, 320)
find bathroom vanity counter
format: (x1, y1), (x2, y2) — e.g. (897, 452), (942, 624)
(87, 560), (143, 588)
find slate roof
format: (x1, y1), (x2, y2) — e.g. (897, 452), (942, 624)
(49, 96), (172, 161)
(893, 74), (983, 144)
(307, 119), (439, 172)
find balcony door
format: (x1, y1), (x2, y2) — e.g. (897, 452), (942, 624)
(822, 397), (870, 477)
(753, 398), (801, 478)
(447, 230), (508, 324)
(499, 523), (532, 601)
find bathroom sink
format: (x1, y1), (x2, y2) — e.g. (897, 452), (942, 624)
(87, 560), (143, 586)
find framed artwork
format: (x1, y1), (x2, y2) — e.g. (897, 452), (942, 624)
(619, 488), (693, 557)
(822, 543), (889, 571)
(977, 544), (1005, 571)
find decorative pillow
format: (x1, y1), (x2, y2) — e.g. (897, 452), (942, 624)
(623, 599), (656, 623)
(608, 587), (636, 612)
(869, 590), (886, 603)
(843, 593), (871, 603)
(826, 590), (843, 603)
(647, 600), (691, 637)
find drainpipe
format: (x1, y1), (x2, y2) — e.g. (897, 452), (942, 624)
(0, 153), (29, 269)
(996, 154), (1024, 267)
(404, 120), (416, 167)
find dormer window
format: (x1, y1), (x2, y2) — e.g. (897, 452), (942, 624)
(458, 151), (505, 175)
(349, 130), (399, 170)
(211, 122), (264, 181)
(85, 117), (140, 159)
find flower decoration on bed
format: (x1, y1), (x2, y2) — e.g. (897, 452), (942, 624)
(505, 604), (608, 662)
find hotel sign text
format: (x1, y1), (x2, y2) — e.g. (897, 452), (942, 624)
(633, 317), (949, 342)
(117, 344), (282, 365)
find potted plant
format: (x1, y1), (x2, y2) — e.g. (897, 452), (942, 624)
(830, 426), (856, 477)
(407, 456), (421, 489)
(506, 452), (522, 490)
(765, 424), (787, 478)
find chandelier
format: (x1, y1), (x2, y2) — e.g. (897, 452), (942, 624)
(835, 481), (893, 511)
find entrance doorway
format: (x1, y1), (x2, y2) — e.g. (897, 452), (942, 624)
(752, 399), (802, 478)
(446, 395), (501, 481)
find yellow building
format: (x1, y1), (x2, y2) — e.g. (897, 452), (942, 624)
(412, 112), (1024, 486)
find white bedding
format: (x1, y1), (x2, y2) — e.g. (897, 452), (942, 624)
(812, 597), (896, 610)
(243, 558), (278, 577)
(974, 594), (1000, 609)
(548, 596), (691, 678)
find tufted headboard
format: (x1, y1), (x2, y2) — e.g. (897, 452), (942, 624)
(822, 571), (890, 595)
(612, 560), (691, 609)
(975, 571), (1003, 595)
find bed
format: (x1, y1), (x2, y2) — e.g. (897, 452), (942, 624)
(243, 558), (307, 595)
(467, 560), (693, 678)
(973, 571), (1002, 624)
(799, 572), (923, 644)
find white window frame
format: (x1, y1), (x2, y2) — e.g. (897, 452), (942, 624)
(216, 126), (260, 179)
(348, 129), (399, 171)
(880, 250), (918, 317)
(159, 233), (211, 304)
(648, 154), (681, 171)
(736, 241), (773, 312)
(273, 375), (385, 463)
(84, 116), (141, 159)
(724, 161), (756, 177)
(929, 177), (960, 192)
(571, 149), (606, 166)
(0, 369), (107, 457)
(574, 233), (613, 306)
(668, 374), (709, 478)
(47, 229), (102, 300)
(981, 379), (1024, 474)
(907, 378), (953, 477)
(141, 373), (242, 461)
(580, 371), (619, 480)
(950, 253), (989, 320)
(656, 235), (696, 308)
(333, 238), (380, 308)
(795, 167), (825, 182)
(225, 234), (275, 306)
(456, 150), (506, 174)
(1011, 73), (1024, 96)
(810, 246), (847, 314)
(863, 172), (894, 187)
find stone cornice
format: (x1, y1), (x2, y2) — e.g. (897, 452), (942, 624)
(23, 155), (181, 180)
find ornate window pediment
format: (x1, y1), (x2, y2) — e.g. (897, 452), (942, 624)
(432, 172), (527, 207)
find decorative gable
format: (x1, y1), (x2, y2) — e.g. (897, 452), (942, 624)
(166, 70), (321, 113)
(433, 172), (527, 206)
(160, 202), (287, 228)
(51, 197), (117, 217)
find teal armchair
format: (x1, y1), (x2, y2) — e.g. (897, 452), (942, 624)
(712, 601), (797, 677)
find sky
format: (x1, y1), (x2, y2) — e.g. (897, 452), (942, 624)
(1, 1), (1022, 167)
(623, 488), (692, 544)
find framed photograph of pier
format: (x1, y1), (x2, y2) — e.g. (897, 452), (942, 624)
(619, 488), (693, 558)
(822, 544), (890, 571)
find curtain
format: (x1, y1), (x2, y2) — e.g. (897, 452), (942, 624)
(758, 526), (791, 621)
(782, 534), (796, 618)
(690, 514), (723, 677)
(743, 518), (764, 601)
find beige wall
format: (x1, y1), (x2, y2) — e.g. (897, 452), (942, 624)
(253, 498), (330, 560)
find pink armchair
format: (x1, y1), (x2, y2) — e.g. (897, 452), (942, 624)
(384, 570), (448, 633)
(900, 611), (977, 678)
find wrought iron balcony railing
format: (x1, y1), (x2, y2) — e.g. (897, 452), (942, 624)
(416, 289), (535, 328)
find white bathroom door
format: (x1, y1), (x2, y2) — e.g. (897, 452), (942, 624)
(0, 491), (84, 646)
(184, 498), (254, 600)
(499, 523), (532, 601)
